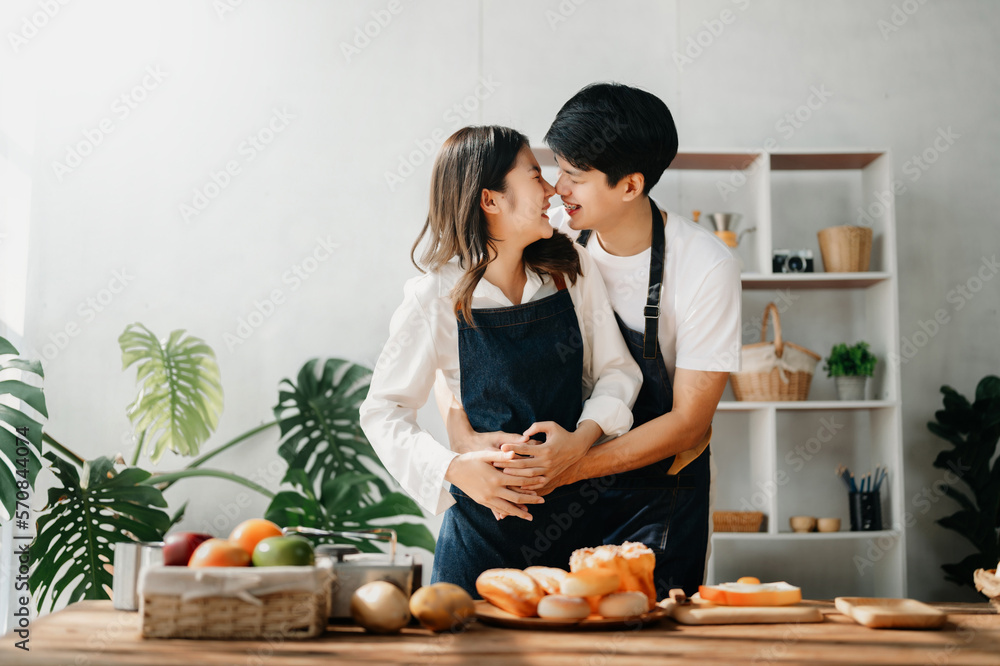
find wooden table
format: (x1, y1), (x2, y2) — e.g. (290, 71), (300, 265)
(2, 600), (998, 665)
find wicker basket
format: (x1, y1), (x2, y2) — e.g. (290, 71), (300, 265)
(713, 511), (765, 533)
(730, 303), (821, 401)
(140, 564), (332, 640)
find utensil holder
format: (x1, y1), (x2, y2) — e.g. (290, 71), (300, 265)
(848, 491), (882, 531)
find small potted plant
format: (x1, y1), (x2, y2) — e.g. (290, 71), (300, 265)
(824, 341), (877, 400)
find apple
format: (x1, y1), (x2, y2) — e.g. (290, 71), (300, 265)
(163, 532), (213, 566)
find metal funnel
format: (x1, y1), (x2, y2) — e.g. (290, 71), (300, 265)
(704, 212), (742, 232)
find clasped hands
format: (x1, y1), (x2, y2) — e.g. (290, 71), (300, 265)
(445, 420), (600, 522)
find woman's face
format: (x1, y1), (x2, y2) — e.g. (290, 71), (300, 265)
(487, 146), (556, 248)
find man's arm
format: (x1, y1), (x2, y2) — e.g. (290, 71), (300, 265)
(502, 368), (728, 491)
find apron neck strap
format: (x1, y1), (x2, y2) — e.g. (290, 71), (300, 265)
(575, 199), (665, 359)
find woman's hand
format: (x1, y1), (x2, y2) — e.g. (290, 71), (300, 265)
(495, 420), (603, 487)
(445, 450), (543, 521)
(446, 401), (528, 454)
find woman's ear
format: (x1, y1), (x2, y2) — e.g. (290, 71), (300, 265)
(480, 188), (502, 214)
(620, 172), (646, 202)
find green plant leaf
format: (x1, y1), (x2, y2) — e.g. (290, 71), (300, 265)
(274, 358), (383, 499)
(0, 335), (45, 520)
(119, 323), (223, 463)
(1, 357), (44, 378)
(30, 453), (170, 613)
(0, 380), (48, 418)
(975, 376), (1000, 403)
(264, 486), (435, 554)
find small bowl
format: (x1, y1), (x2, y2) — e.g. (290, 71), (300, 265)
(817, 517), (841, 533)
(789, 516), (817, 533)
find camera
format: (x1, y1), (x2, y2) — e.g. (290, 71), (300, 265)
(772, 249), (814, 273)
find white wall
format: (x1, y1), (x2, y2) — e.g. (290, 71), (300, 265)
(1, 0), (997, 609)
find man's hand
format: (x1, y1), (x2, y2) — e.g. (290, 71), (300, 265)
(495, 420), (602, 487)
(444, 450), (542, 521)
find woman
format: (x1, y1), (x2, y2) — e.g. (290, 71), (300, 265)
(359, 126), (641, 595)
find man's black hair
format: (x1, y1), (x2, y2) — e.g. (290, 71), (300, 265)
(543, 82), (678, 194)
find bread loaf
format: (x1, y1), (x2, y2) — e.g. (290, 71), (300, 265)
(523, 566), (568, 595)
(475, 568), (544, 617)
(570, 541), (656, 610)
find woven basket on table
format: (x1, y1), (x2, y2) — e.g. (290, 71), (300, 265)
(730, 302), (821, 401)
(141, 564), (332, 640)
(713, 511), (765, 533)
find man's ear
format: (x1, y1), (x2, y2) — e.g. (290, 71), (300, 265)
(480, 188), (502, 214)
(620, 172), (646, 202)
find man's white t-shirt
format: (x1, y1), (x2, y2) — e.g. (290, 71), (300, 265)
(549, 204), (742, 381)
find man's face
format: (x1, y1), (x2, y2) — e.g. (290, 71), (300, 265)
(553, 155), (625, 232)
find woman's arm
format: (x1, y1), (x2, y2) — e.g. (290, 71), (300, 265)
(360, 279), (540, 517)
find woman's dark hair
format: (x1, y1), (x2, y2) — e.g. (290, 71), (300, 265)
(411, 125), (581, 324)
(543, 82), (678, 194)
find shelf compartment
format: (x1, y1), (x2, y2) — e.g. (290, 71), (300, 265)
(713, 529), (900, 541)
(717, 400), (897, 411)
(708, 529), (904, 598)
(741, 272), (891, 289)
(769, 152), (883, 170)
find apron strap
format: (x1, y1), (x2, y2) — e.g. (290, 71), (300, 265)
(574, 201), (664, 360)
(645, 198), (665, 360)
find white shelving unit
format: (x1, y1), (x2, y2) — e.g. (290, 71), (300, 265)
(656, 149), (906, 600)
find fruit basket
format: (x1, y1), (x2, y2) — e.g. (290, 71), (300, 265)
(140, 562), (333, 639)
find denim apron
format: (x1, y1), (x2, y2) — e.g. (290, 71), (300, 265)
(576, 197), (712, 598)
(431, 274), (601, 597)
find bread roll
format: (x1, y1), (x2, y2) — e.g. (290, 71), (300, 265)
(537, 594), (591, 619)
(598, 592), (649, 618)
(559, 569), (620, 597)
(523, 566), (568, 595)
(570, 541), (656, 610)
(475, 568), (544, 617)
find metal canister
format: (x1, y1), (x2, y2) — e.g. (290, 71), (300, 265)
(112, 541), (164, 611)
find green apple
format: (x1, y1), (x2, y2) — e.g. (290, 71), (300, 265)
(251, 536), (315, 566)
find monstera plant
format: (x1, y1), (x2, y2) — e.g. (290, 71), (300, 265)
(26, 324), (433, 613)
(929, 375), (1000, 588)
(264, 359), (434, 554)
(0, 336), (46, 522)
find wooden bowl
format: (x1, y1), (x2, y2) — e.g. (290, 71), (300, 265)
(789, 516), (817, 533)
(817, 518), (841, 533)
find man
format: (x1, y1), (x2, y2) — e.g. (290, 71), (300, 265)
(444, 83), (741, 596)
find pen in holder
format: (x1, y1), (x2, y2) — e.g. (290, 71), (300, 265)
(849, 491), (882, 531)
(838, 463), (887, 532)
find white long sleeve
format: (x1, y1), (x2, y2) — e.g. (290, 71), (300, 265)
(359, 275), (460, 515)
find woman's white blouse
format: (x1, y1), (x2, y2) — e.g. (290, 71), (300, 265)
(359, 244), (642, 515)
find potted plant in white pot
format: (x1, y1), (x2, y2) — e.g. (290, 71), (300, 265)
(824, 341), (877, 400)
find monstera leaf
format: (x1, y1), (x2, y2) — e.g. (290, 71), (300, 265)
(274, 358), (388, 500)
(265, 470), (435, 554)
(0, 335), (46, 521)
(119, 323), (223, 462)
(30, 454), (171, 612)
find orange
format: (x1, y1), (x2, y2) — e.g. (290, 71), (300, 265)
(229, 518), (283, 557)
(188, 538), (251, 567)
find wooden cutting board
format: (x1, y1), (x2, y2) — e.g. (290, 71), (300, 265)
(834, 597), (947, 629)
(662, 597), (824, 625)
